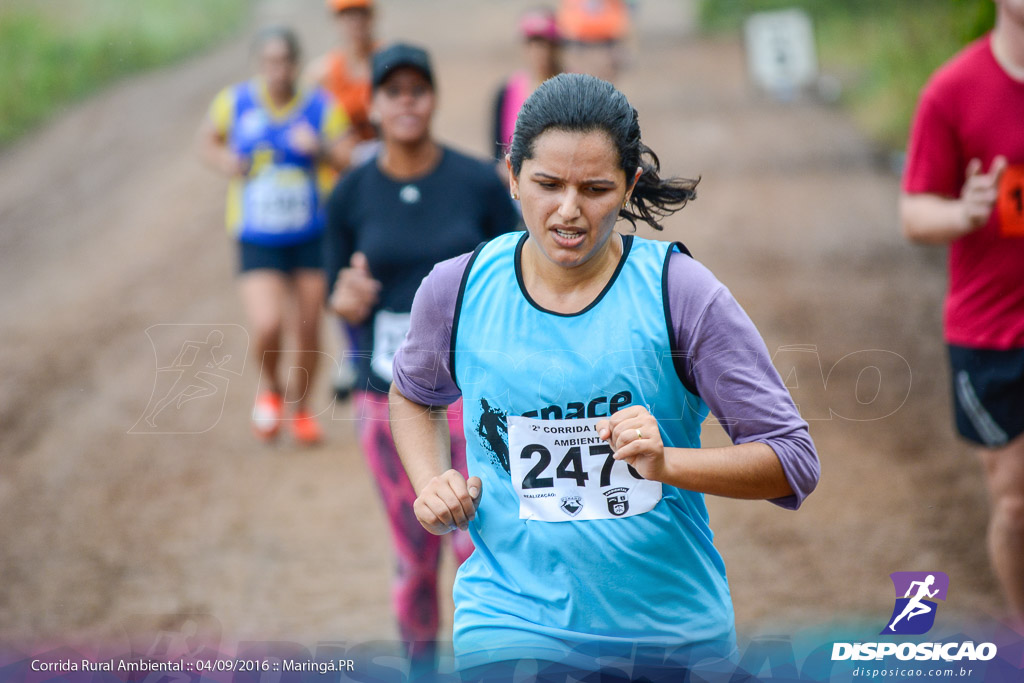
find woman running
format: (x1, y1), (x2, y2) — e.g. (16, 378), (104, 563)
(306, 0), (378, 149)
(322, 43), (520, 674)
(199, 27), (350, 444)
(389, 73), (820, 679)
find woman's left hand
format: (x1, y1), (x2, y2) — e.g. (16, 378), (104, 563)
(287, 121), (321, 157)
(595, 406), (667, 483)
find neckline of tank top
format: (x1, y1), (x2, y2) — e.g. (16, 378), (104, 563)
(513, 231), (634, 318)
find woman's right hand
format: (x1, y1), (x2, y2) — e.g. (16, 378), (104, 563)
(330, 252), (381, 324)
(413, 470), (482, 534)
(222, 148), (249, 177)
(960, 156), (1007, 231)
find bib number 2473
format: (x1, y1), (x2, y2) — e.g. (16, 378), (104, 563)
(508, 416), (662, 522)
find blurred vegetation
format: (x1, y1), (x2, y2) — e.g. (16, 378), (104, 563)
(0, 0), (253, 146)
(698, 0), (996, 150)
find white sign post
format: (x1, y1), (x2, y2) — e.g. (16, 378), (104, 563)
(743, 8), (819, 100)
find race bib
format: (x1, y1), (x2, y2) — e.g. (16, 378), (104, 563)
(998, 164), (1024, 238)
(508, 415), (662, 522)
(244, 165), (314, 234)
(371, 310), (412, 382)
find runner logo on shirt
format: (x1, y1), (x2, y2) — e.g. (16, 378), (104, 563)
(475, 399), (510, 473)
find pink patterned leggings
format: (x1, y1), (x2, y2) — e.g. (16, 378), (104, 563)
(352, 391), (473, 657)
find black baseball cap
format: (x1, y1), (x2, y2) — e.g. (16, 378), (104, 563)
(371, 43), (434, 90)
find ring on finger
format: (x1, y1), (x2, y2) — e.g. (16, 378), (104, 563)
(636, 428), (644, 440)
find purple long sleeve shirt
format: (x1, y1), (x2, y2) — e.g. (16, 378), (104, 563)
(393, 247), (820, 509)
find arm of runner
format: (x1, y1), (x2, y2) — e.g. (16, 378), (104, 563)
(661, 250), (820, 508)
(901, 156), (1007, 244)
(197, 88), (247, 177)
(596, 405), (792, 499)
(329, 252), (380, 323)
(389, 254), (478, 534)
(287, 98), (354, 172)
(390, 252), (470, 405)
(389, 384), (481, 534)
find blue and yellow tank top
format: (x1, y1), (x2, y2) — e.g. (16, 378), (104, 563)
(450, 231), (736, 667)
(208, 80), (347, 246)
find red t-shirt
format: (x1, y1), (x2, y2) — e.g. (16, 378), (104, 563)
(903, 34), (1024, 350)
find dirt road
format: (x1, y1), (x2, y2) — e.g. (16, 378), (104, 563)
(0, 0), (1000, 656)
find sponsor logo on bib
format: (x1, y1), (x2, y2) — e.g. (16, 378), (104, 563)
(560, 495), (583, 517)
(604, 487), (630, 516)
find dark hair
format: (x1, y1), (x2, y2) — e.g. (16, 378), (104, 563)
(509, 73), (697, 231)
(252, 25), (301, 63)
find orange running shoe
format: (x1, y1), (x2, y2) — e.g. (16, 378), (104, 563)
(290, 410), (324, 445)
(252, 391), (283, 441)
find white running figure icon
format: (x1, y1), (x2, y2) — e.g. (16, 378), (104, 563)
(143, 330), (232, 428)
(888, 574), (939, 631)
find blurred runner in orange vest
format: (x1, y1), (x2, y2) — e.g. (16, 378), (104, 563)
(307, 0), (377, 147)
(558, 0), (630, 82)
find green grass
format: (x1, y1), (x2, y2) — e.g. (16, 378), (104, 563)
(0, 0), (253, 146)
(698, 0), (996, 150)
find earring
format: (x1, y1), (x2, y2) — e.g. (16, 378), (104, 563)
(623, 197), (630, 208)
(511, 192), (519, 200)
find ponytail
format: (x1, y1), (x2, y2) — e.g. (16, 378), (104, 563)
(622, 143), (698, 231)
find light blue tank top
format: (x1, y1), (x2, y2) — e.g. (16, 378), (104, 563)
(451, 230), (736, 667)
